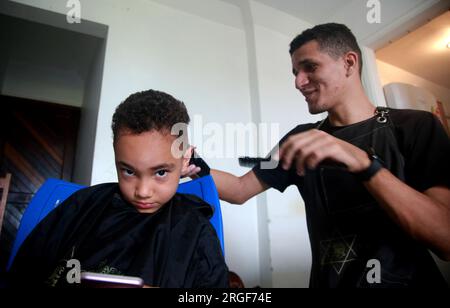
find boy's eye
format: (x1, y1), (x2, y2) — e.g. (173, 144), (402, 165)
(155, 170), (168, 178)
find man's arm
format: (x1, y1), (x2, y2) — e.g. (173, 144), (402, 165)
(364, 170), (450, 261)
(181, 147), (269, 204)
(210, 169), (269, 205)
(279, 128), (450, 260)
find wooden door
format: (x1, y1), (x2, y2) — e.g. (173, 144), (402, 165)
(0, 95), (80, 270)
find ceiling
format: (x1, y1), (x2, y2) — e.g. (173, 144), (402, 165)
(376, 10), (450, 89)
(251, 0), (353, 25)
(0, 14), (103, 106)
(252, 1), (450, 89)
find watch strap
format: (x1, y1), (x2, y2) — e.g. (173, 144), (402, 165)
(355, 148), (384, 182)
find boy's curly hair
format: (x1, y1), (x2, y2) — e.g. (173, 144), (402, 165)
(112, 89), (190, 143)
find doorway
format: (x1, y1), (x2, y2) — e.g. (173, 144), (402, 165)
(0, 3), (108, 272)
(0, 95), (81, 269)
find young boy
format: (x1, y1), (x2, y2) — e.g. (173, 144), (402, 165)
(8, 90), (229, 288)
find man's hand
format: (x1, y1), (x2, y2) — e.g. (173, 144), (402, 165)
(181, 146), (201, 178)
(278, 129), (371, 175)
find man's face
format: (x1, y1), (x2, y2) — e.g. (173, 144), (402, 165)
(114, 130), (183, 214)
(291, 40), (347, 114)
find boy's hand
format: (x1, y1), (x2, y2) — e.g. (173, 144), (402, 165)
(181, 146), (201, 178)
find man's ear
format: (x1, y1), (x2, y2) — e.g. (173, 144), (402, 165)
(344, 51), (358, 77)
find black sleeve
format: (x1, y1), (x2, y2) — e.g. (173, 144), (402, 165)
(252, 124), (315, 192)
(7, 184), (115, 287)
(398, 111), (450, 191)
(7, 192), (81, 287)
(190, 223), (229, 288)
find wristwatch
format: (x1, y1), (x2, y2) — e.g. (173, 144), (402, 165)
(355, 147), (384, 182)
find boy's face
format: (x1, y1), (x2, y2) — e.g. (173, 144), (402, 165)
(114, 129), (186, 214)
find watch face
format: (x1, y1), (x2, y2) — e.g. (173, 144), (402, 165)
(372, 154), (385, 165)
(367, 147), (384, 165)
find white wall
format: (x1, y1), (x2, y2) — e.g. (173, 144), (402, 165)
(73, 39), (106, 185)
(7, 0), (262, 287)
(6, 0), (317, 287)
(95, 0), (261, 287)
(377, 60), (450, 114)
(378, 58), (450, 134)
(2, 61), (84, 107)
(0, 14), (101, 107)
(250, 0), (318, 287)
(361, 47), (387, 107)
(327, 0), (446, 49)
(7, 0), (445, 288)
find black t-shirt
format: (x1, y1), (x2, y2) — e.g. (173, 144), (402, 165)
(253, 108), (449, 287)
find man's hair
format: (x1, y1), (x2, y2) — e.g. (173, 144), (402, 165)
(112, 89), (190, 143)
(289, 23), (363, 76)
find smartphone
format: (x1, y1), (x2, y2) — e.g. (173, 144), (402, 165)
(80, 272), (144, 288)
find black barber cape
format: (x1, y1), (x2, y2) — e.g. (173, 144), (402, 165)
(8, 183), (229, 288)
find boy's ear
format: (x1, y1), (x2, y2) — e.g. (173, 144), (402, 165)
(180, 147), (194, 177)
(182, 146), (193, 166)
(182, 150), (191, 166)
